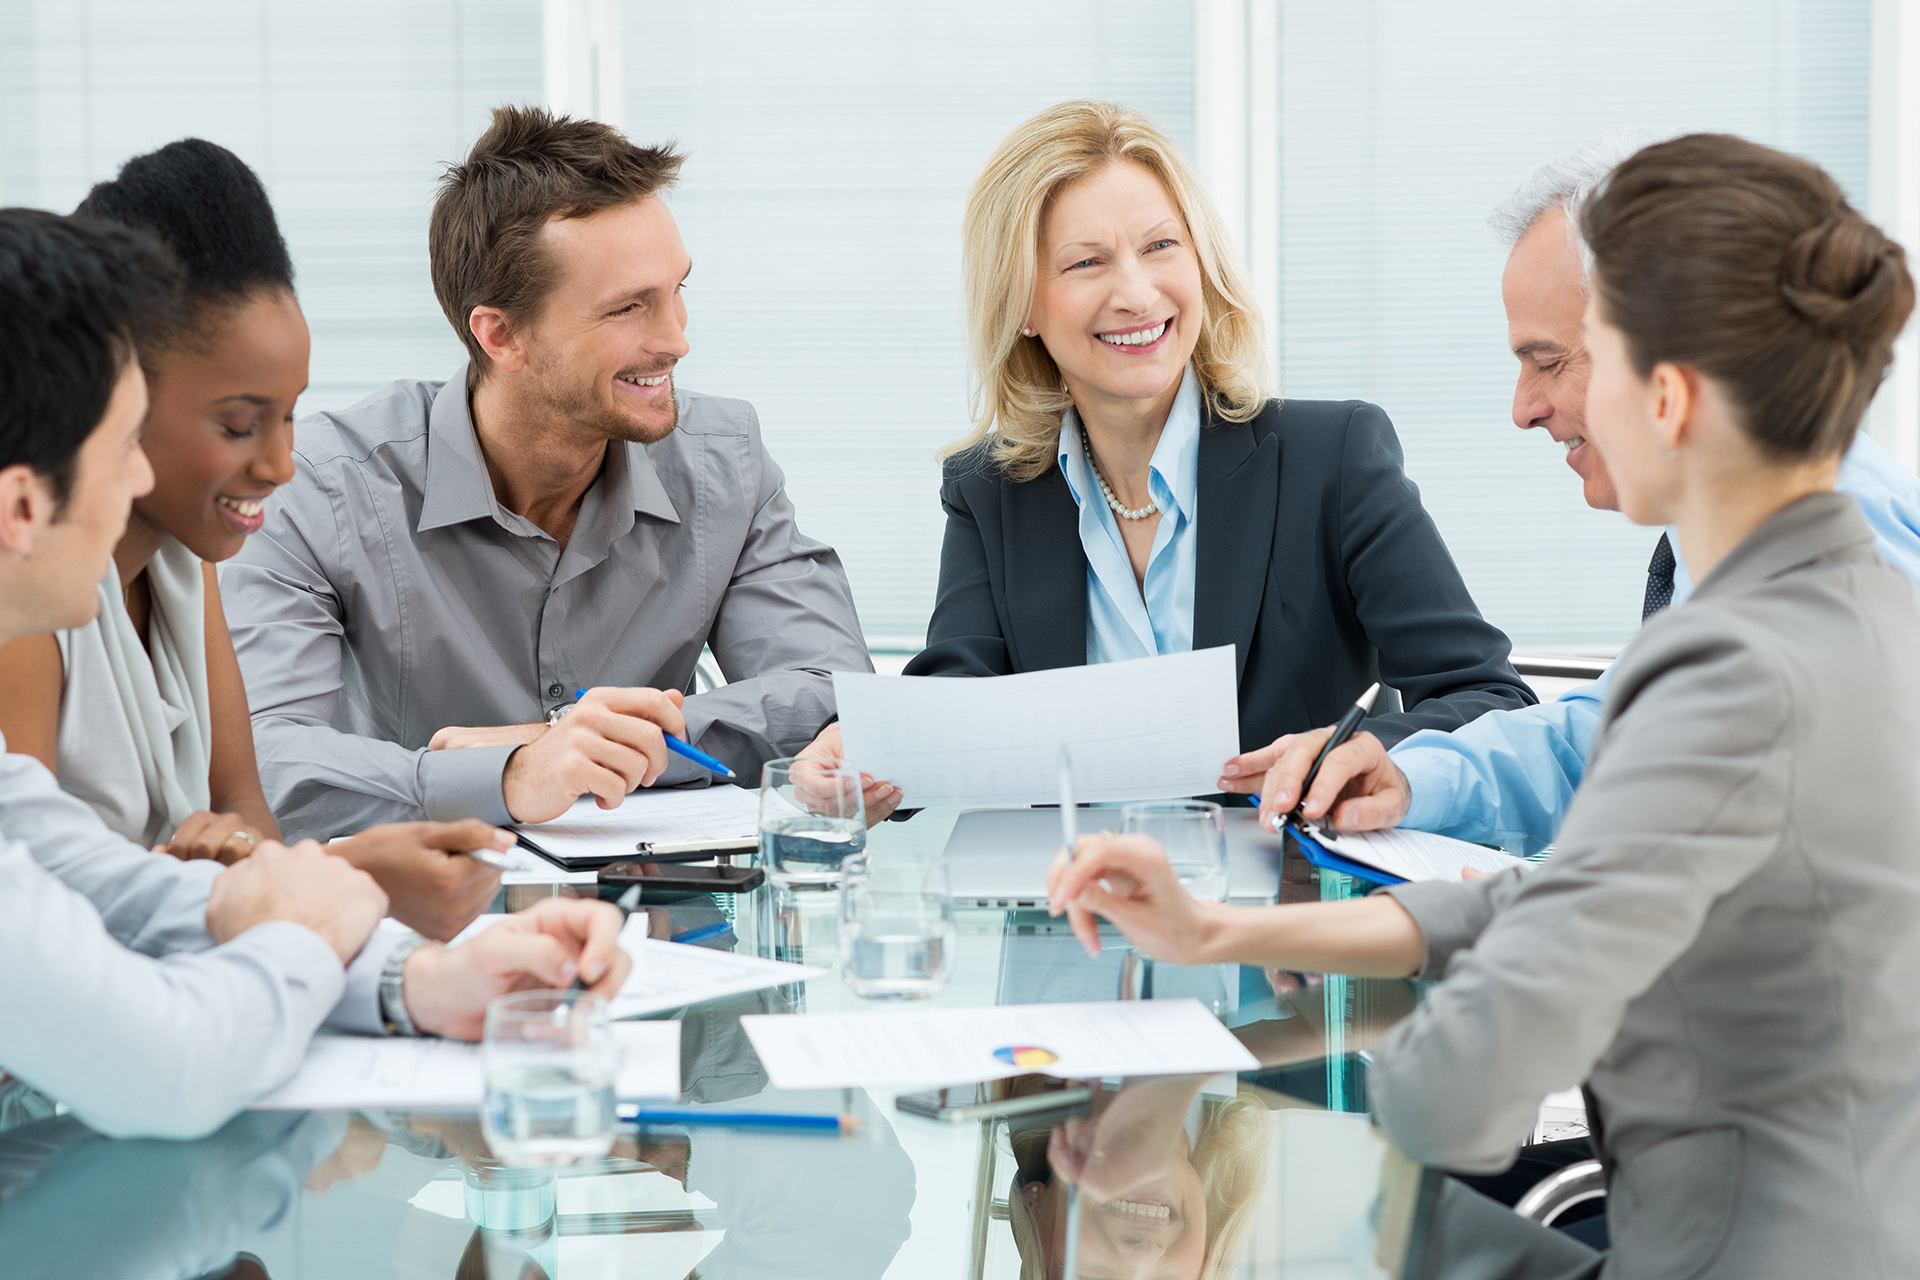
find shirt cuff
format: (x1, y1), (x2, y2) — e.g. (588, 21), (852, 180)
(1389, 740), (1469, 834)
(418, 744), (518, 825)
(229, 919), (350, 1015)
(327, 919), (412, 1036)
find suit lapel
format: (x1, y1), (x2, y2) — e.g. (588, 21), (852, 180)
(1004, 466), (1089, 671)
(1194, 414), (1279, 684)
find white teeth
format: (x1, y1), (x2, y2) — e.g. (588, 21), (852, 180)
(1102, 1199), (1174, 1221)
(1564, 435), (1585, 453)
(619, 372), (669, 387)
(1097, 320), (1169, 348)
(217, 497), (263, 517)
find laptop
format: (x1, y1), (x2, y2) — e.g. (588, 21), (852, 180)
(943, 805), (1284, 909)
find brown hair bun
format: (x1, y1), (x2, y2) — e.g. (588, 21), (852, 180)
(1780, 217), (1911, 346)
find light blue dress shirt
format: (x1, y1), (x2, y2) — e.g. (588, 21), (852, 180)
(1057, 365), (1203, 664)
(1392, 431), (1920, 854)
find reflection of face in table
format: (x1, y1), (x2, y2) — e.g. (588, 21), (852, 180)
(1002, 1079), (1268, 1280)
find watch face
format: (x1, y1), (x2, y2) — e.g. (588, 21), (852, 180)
(546, 703), (574, 726)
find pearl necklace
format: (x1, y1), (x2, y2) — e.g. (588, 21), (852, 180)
(1081, 426), (1159, 520)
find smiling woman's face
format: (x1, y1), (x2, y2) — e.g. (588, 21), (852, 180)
(1029, 159), (1203, 421)
(133, 288), (308, 562)
(1028, 1136), (1209, 1280)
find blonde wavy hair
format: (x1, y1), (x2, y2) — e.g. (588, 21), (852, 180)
(947, 100), (1271, 482)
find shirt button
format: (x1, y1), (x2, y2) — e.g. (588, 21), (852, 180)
(547, 682), (565, 700)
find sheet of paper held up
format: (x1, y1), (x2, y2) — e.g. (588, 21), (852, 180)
(612, 918), (827, 1019)
(517, 785), (761, 864)
(833, 646), (1241, 807)
(253, 1021), (681, 1110)
(740, 998), (1258, 1090)
(1303, 823), (1529, 883)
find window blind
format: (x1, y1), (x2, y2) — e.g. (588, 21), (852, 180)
(1272, 0), (1871, 649)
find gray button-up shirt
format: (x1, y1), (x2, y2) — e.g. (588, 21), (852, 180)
(222, 367), (871, 838)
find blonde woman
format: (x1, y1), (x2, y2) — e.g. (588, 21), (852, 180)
(898, 102), (1532, 785)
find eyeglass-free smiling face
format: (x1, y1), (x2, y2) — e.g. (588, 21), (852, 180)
(132, 288), (307, 564)
(1028, 158), (1204, 424)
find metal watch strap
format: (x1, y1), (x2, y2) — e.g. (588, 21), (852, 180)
(379, 934), (429, 1037)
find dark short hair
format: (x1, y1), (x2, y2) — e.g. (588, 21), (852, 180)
(0, 209), (183, 509)
(74, 137), (294, 354)
(1582, 133), (1916, 461)
(430, 105), (684, 379)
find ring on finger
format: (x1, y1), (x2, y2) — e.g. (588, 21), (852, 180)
(229, 829), (258, 853)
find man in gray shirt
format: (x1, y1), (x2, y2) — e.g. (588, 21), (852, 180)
(223, 107), (873, 837)
(0, 210), (630, 1138)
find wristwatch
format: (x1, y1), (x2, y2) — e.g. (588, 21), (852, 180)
(378, 934), (429, 1037)
(546, 701), (575, 726)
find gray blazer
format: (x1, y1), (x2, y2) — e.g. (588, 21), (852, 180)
(1374, 493), (1920, 1278)
(224, 369), (872, 837)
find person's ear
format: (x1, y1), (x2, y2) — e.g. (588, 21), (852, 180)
(1021, 1179), (1046, 1207)
(1649, 361), (1696, 456)
(0, 464), (52, 558)
(468, 306), (528, 376)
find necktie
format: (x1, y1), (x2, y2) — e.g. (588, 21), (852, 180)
(1642, 532), (1676, 622)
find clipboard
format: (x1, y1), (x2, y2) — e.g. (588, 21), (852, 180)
(514, 831), (757, 872)
(1287, 823), (1406, 887)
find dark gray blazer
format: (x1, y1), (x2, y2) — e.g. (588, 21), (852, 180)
(1381, 493), (1920, 1278)
(904, 398), (1535, 750)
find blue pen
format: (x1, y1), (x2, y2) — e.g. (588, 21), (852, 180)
(670, 920), (735, 945)
(618, 1105), (860, 1133)
(575, 687), (736, 779)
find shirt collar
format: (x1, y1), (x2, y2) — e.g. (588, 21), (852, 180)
(1057, 364), (1204, 520)
(418, 364), (682, 535)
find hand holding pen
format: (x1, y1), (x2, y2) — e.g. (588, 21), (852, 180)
(1232, 682), (1401, 834)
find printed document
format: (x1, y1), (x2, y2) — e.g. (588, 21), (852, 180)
(612, 920), (827, 1018)
(833, 646), (1240, 807)
(741, 998), (1258, 1090)
(1300, 823), (1529, 883)
(254, 1021), (681, 1110)
(517, 786), (761, 866)
(494, 843), (600, 886)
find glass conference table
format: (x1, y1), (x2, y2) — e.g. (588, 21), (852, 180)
(0, 809), (1439, 1280)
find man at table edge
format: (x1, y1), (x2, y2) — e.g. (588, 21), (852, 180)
(0, 208), (630, 1141)
(1227, 132), (1920, 852)
(221, 106), (876, 839)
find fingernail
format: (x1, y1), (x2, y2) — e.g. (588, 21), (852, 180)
(493, 830), (513, 848)
(1275, 790), (1291, 806)
(559, 962), (578, 985)
(1223, 764), (1238, 777)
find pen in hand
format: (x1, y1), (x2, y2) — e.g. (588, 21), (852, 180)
(1274, 681), (1381, 833)
(571, 687), (735, 780)
(574, 884), (641, 992)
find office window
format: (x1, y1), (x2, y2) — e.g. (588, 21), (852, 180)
(621, 0), (1196, 647)
(0, 0), (541, 414)
(1271, 0), (1872, 649)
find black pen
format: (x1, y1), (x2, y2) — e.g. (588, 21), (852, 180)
(574, 884), (641, 991)
(1286, 681), (1382, 828)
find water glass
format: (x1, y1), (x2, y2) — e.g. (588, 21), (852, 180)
(1121, 800), (1230, 902)
(760, 757), (866, 889)
(481, 990), (619, 1168)
(838, 851), (957, 998)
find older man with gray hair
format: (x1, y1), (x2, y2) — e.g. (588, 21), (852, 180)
(1243, 133), (1920, 855)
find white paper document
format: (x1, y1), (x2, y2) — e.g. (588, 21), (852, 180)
(833, 646), (1241, 807)
(611, 919), (827, 1018)
(253, 1021), (681, 1110)
(516, 785), (761, 864)
(493, 843), (601, 886)
(1301, 823), (1529, 883)
(741, 998), (1258, 1090)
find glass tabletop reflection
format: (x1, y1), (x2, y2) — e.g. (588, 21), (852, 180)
(0, 809), (1435, 1279)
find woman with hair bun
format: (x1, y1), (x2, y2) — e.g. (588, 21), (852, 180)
(0, 139), (508, 941)
(1050, 133), (1920, 1275)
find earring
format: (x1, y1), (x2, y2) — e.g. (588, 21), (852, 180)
(1021, 327), (1035, 337)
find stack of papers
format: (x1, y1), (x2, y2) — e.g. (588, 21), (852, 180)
(833, 647), (1240, 807)
(254, 1022), (681, 1110)
(515, 786), (762, 868)
(1293, 823), (1528, 884)
(612, 922), (826, 1019)
(741, 999), (1258, 1090)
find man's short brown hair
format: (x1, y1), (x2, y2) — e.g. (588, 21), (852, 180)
(430, 105), (684, 379)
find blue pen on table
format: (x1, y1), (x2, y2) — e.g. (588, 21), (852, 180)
(618, 1105), (862, 1134)
(573, 883), (641, 992)
(669, 919), (734, 946)
(573, 687), (736, 779)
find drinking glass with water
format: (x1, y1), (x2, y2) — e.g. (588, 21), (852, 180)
(838, 851), (956, 998)
(481, 990), (619, 1168)
(760, 757), (866, 889)
(1121, 800), (1230, 902)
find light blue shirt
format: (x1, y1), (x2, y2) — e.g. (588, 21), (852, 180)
(1393, 431), (1920, 854)
(1057, 365), (1203, 664)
